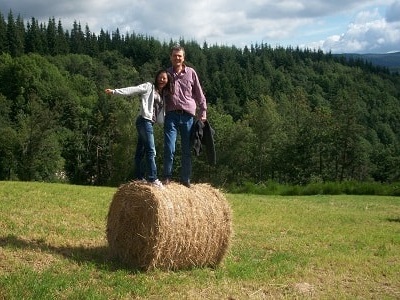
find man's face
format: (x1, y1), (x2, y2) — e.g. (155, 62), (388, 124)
(170, 50), (185, 68)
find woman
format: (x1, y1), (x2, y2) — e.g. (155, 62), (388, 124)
(105, 70), (174, 188)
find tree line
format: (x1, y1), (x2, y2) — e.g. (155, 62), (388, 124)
(0, 10), (399, 187)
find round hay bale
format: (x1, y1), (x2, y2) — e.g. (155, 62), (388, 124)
(106, 181), (232, 271)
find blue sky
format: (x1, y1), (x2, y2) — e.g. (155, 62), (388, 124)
(1, 0), (400, 54)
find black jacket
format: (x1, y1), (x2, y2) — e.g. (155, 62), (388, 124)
(191, 120), (216, 165)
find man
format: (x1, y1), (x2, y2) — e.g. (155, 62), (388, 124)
(163, 45), (207, 187)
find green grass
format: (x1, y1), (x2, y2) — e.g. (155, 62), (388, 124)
(1, 181), (399, 299)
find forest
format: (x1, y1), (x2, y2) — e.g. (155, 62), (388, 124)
(0, 11), (399, 187)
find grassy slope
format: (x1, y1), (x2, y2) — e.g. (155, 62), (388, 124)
(0, 181), (399, 299)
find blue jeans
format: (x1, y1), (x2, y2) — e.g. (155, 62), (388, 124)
(134, 116), (157, 182)
(163, 111), (194, 183)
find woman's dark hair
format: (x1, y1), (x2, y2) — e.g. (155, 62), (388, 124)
(154, 69), (174, 95)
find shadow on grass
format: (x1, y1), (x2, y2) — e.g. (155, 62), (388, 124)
(0, 234), (141, 273)
(387, 217), (400, 223)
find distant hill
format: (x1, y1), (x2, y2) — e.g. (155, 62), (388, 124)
(335, 52), (400, 73)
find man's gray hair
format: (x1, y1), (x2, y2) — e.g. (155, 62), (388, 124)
(171, 44), (185, 55)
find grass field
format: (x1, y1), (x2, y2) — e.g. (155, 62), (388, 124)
(0, 181), (399, 299)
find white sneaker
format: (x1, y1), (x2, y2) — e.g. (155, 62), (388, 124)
(151, 179), (164, 189)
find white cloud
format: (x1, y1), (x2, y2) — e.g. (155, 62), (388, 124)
(318, 7), (400, 53)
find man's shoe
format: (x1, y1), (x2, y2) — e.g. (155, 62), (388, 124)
(163, 178), (171, 185)
(181, 181), (191, 188)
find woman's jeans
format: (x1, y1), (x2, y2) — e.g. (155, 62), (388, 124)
(163, 111), (194, 183)
(134, 116), (157, 182)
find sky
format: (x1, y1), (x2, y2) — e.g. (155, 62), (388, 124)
(1, 0), (400, 54)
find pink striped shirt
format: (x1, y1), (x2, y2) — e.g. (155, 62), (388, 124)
(167, 65), (207, 119)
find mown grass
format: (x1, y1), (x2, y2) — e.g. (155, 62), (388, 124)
(0, 181), (399, 299)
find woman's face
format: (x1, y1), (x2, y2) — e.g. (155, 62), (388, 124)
(157, 72), (168, 89)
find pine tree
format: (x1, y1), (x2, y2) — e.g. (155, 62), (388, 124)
(70, 21), (85, 54)
(84, 24), (98, 56)
(98, 29), (110, 52)
(25, 17), (45, 54)
(55, 19), (69, 54)
(0, 12), (7, 53)
(7, 11), (25, 56)
(46, 17), (57, 55)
